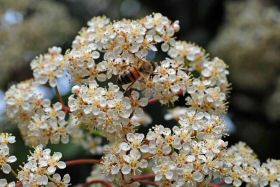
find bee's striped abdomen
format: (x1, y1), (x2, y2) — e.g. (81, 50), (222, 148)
(117, 67), (140, 85)
(130, 67), (140, 80)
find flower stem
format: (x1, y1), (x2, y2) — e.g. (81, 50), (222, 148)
(15, 182), (22, 187)
(137, 180), (158, 186)
(11, 168), (18, 179)
(209, 181), (225, 187)
(55, 86), (70, 113)
(66, 159), (101, 166)
(83, 180), (112, 187)
(148, 98), (160, 104)
(132, 173), (155, 180)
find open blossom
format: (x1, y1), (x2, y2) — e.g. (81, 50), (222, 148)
(0, 133), (17, 175)
(119, 133), (146, 152)
(46, 174), (71, 187)
(121, 149), (148, 175)
(0, 133), (16, 145)
(153, 157), (177, 181)
(31, 46), (65, 87)
(0, 146), (16, 174)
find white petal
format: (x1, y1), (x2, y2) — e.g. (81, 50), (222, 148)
(2, 164), (11, 174)
(120, 142), (131, 151)
(57, 161), (66, 169)
(63, 174), (71, 183)
(7, 156), (17, 163)
(111, 165), (120, 175)
(121, 165), (131, 175)
(47, 166), (56, 174)
(0, 179), (7, 187)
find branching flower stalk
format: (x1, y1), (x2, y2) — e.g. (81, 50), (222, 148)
(3, 13), (280, 186)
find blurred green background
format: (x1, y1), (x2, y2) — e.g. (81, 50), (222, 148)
(0, 0), (280, 184)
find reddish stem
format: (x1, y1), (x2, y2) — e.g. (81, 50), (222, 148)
(62, 106), (71, 113)
(148, 98), (160, 104)
(132, 173), (155, 181)
(55, 86), (70, 113)
(209, 181), (225, 187)
(137, 180), (158, 186)
(66, 159), (101, 166)
(15, 182), (22, 187)
(83, 180), (112, 187)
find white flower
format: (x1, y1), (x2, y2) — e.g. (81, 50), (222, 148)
(0, 133), (17, 175)
(47, 173), (70, 187)
(120, 133), (145, 152)
(101, 153), (121, 175)
(152, 157), (177, 181)
(0, 134), (16, 145)
(0, 179), (15, 187)
(121, 149), (148, 175)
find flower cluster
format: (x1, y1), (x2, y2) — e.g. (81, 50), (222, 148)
(218, 142), (280, 187)
(68, 82), (146, 138)
(151, 58), (192, 104)
(5, 80), (44, 126)
(5, 79), (72, 146)
(31, 47), (65, 87)
(3, 12), (280, 187)
(28, 101), (70, 146)
(66, 14), (179, 84)
(0, 133), (70, 187)
(221, 142), (260, 186)
(18, 145), (69, 186)
(101, 110), (227, 186)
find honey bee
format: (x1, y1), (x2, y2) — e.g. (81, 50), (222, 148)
(117, 57), (155, 85)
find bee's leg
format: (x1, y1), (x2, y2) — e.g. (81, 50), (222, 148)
(124, 81), (136, 94)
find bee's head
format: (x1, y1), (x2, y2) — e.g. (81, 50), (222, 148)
(142, 61), (154, 74)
